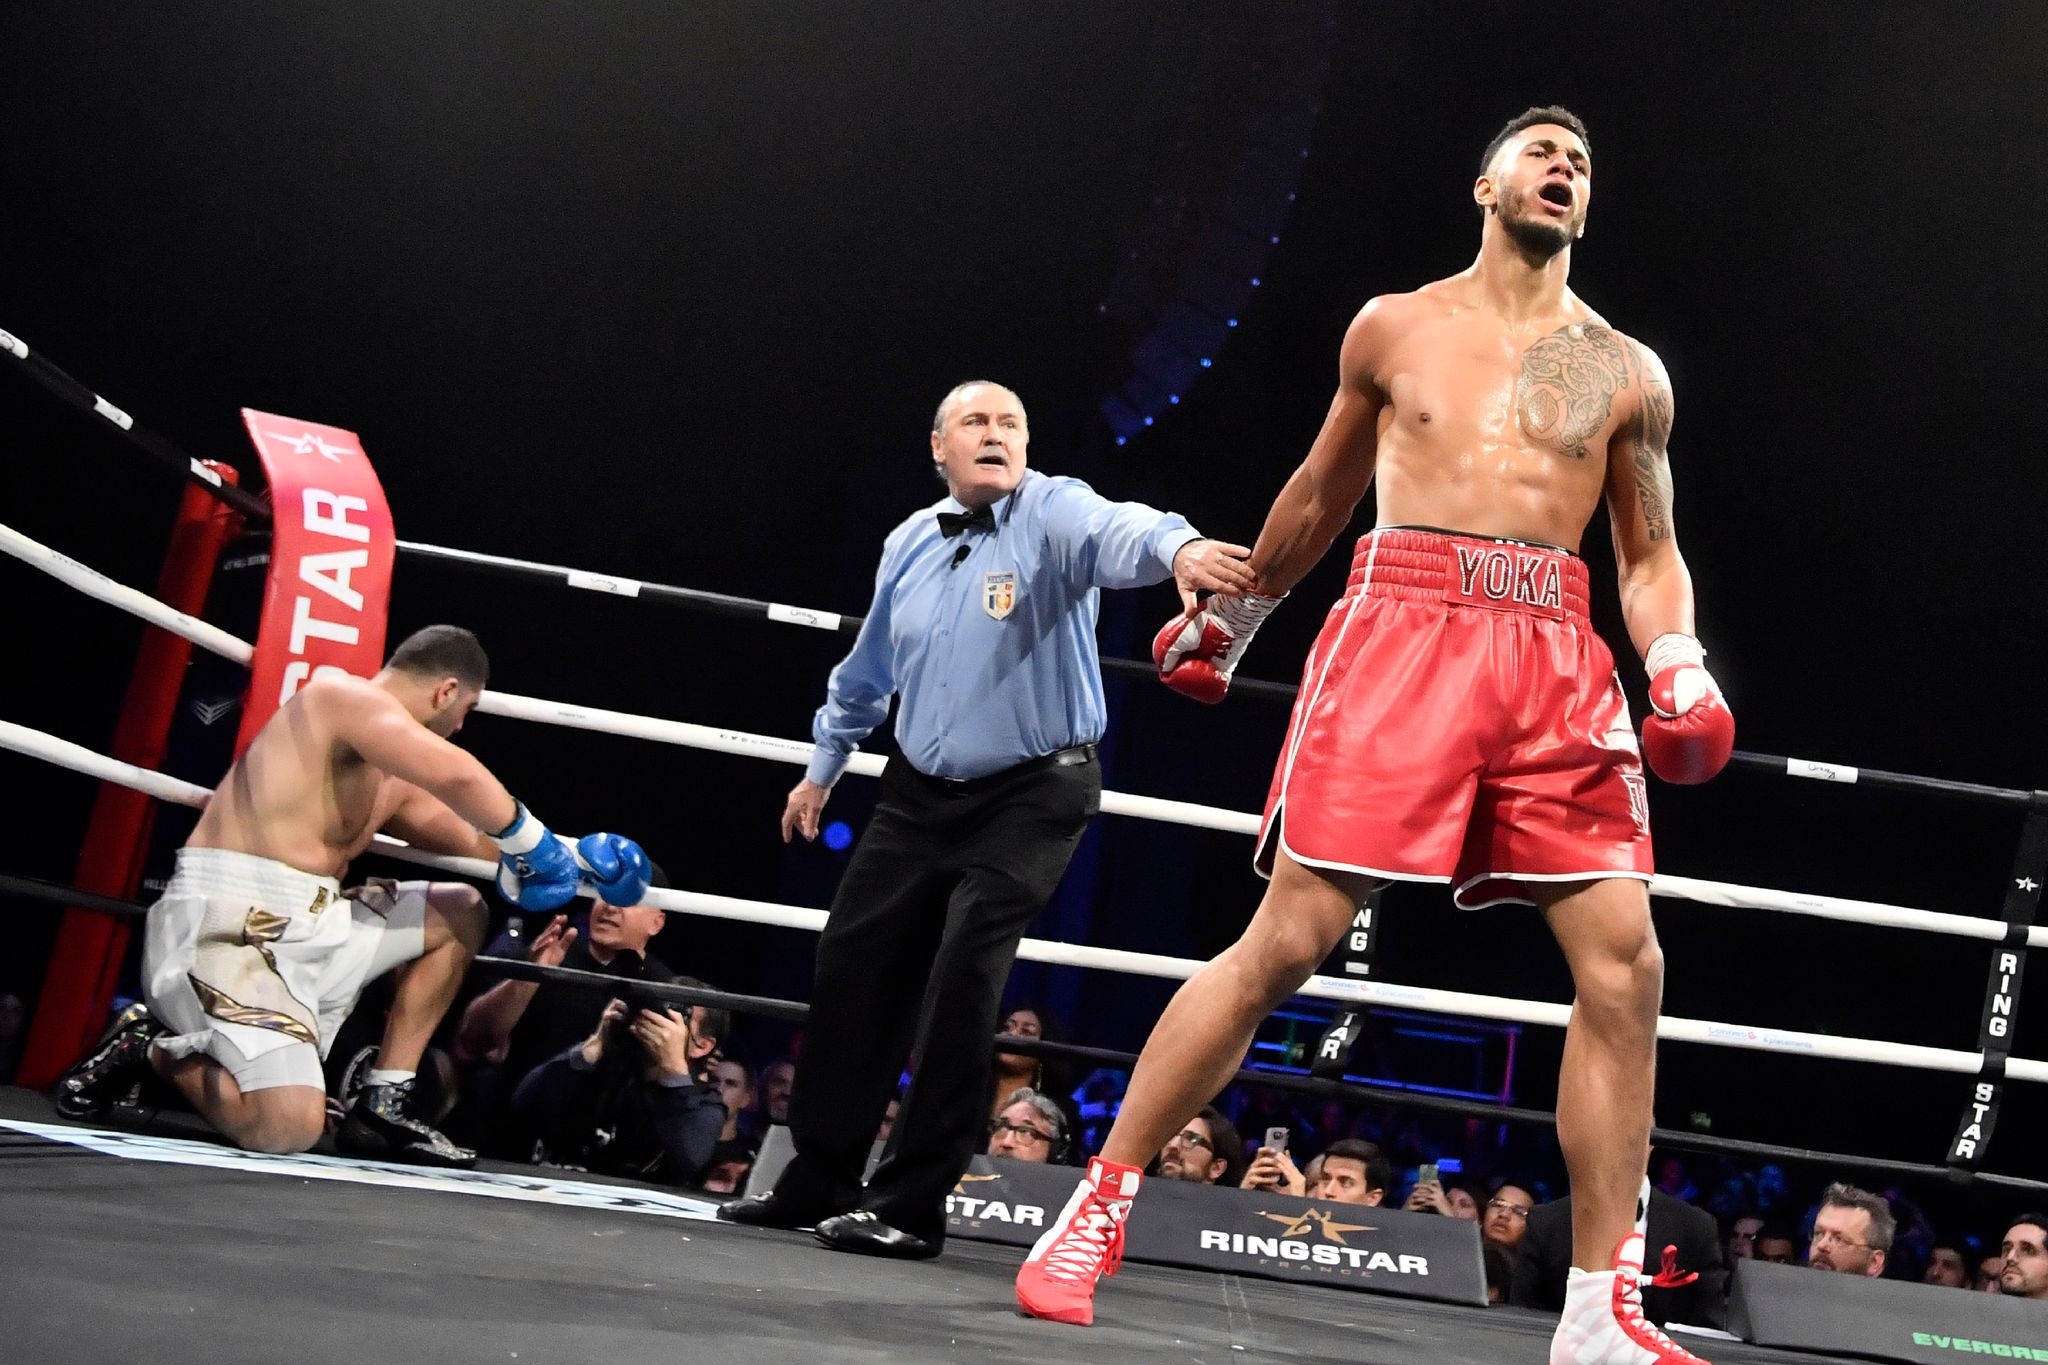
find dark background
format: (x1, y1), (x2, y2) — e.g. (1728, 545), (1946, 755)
(3, 2), (2044, 1195)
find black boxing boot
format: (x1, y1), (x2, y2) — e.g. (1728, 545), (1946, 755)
(336, 1077), (477, 1168)
(54, 1002), (164, 1121)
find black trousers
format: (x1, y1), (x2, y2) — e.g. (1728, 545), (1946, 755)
(775, 748), (1099, 1242)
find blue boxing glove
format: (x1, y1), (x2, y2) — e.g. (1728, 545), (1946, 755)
(576, 833), (651, 907)
(490, 803), (584, 911)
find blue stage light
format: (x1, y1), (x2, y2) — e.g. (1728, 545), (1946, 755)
(823, 821), (853, 851)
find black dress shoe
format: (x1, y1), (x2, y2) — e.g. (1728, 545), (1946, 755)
(813, 1210), (940, 1260)
(54, 1002), (164, 1121)
(717, 1188), (837, 1230)
(335, 1079), (477, 1168)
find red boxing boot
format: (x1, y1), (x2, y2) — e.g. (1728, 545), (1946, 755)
(1013, 1156), (1142, 1326)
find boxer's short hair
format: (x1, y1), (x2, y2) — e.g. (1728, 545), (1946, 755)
(386, 625), (489, 690)
(1480, 105), (1592, 174)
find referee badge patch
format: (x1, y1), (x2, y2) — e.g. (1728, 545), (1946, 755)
(983, 570), (1017, 620)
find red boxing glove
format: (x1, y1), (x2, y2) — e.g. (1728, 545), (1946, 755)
(1152, 591), (1283, 703)
(1640, 633), (1734, 784)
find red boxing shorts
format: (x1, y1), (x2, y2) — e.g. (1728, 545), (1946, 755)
(1255, 527), (1653, 909)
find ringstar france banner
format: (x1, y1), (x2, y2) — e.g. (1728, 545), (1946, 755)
(233, 409), (395, 756)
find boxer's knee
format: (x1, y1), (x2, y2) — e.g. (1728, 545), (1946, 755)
(1575, 927), (1664, 1036)
(1231, 914), (1339, 1006)
(428, 883), (488, 955)
(235, 1090), (327, 1154)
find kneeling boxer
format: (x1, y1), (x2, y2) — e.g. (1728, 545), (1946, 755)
(56, 625), (651, 1167)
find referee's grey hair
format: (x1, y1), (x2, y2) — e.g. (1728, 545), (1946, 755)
(932, 380), (1025, 435)
(1000, 1086), (1065, 1142)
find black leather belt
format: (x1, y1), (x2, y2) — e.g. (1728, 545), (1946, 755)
(930, 743), (1098, 786)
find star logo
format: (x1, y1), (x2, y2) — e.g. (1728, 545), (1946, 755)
(264, 429), (350, 462)
(1257, 1207), (1375, 1244)
(953, 1172), (1003, 1192)
(2018, 877), (2041, 894)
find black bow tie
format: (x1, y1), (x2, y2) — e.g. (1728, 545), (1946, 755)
(937, 505), (996, 538)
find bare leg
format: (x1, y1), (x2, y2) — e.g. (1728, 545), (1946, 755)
(1537, 878), (1663, 1271)
(150, 1050), (325, 1153)
(373, 885), (485, 1074)
(1100, 853), (1376, 1169)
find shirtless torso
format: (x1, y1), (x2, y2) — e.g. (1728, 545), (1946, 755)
(1362, 277), (1670, 551)
(187, 673), (507, 879)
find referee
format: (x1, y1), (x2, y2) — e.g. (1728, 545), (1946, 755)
(719, 380), (1251, 1258)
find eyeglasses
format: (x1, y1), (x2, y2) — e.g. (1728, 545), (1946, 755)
(1809, 1228), (1871, 1251)
(987, 1119), (1052, 1146)
(1165, 1129), (1214, 1151)
(1487, 1199), (1532, 1220)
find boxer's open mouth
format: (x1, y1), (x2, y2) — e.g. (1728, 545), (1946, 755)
(1538, 181), (1573, 209)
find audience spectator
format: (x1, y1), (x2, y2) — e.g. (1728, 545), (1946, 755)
(1514, 1187), (1726, 1328)
(1654, 1155), (1699, 1205)
(1725, 1213), (1764, 1265)
(698, 1147), (754, 1195)
(1923, 1242), (1969, 1288)
(1484, 1181), (1536, 1255)
(1754, 1224), (1801, 1265)
(1309, 1139), (1393, 1208)
(453, 895), (674, 1154)
(989, 1004), (1083, 1148)
(1240, 1139), (1308, 1199)
(0, 992), (26, 1084)
(1999, 1216), (2048, 1302)
(1807, 1182), (1892, 1278)
(508, 984), (729, 1185)
(1404, 1171), (1478, 1219)
(1152, 1107), (1243, 1186)
(712, 1058), (759, 1154)
(1977, 1254), (2008, 1293)
(985, 1088), (1065, 1165)
(757, 1056), (796, 1127)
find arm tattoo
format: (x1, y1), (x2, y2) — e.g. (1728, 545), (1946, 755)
(1514, 323), (1632, 459)
(1632, 362), (1675, 541)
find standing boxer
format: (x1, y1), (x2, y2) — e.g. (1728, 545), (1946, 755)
(719, 381), (1250, 1257)
(56, 625), (651, 1167)
(1015, 108), (1735, 1365)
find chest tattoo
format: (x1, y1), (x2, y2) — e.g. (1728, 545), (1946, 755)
(1513, 323), (1632, 459)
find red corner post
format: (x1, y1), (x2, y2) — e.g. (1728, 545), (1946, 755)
(17, 464), (243, 1089)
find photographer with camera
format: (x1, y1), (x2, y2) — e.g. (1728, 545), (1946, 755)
(507, 978), (730, 1185)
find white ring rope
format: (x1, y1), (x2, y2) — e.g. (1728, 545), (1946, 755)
(1, 712), (2039, 1081)
(5, 517), (2036, 951)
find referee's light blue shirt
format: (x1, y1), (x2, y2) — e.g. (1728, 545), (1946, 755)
(806, 469), (1201, 785)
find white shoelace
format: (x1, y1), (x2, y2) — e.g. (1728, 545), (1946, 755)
(1040, 1198), (1125, 1283)
(1610, 1270), (1701, 1362)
